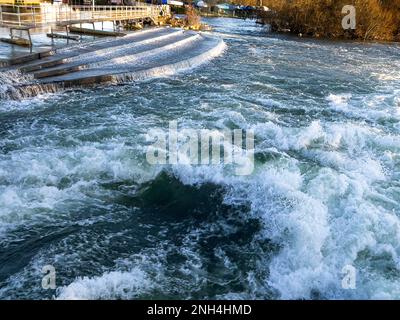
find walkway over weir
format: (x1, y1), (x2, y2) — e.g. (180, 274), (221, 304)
(0, 3), (170, 28)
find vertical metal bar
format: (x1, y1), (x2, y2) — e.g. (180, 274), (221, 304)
(66, 25), (69, 45)
(27, 28), (33, 51)
(18, 6), (21, 26)
(50, 26), (54, 45)
(31, 6), (36, 27)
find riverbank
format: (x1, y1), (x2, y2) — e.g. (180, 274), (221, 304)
(257, 0), (400, 42)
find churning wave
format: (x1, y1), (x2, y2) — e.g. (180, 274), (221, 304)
(2, 118), (398, 300)
(51, 117), (400, 300)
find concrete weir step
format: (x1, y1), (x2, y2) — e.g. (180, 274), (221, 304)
(21, 58), (67, 73)
(0, 49), (55, 67)
(68, 27), (126, 37)
(34, 65), (84, 79)
(47, 33), (80, 41)
(1, 37), (31, 47)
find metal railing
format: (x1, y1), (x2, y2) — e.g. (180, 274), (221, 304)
(0, 3), (170, 27)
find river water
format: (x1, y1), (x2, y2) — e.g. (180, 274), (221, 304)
(0, 18), (400, 300)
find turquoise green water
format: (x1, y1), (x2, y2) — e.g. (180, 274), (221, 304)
(0, 18), (400, 299)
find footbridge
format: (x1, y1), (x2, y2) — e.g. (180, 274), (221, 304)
(0, 3), (170, 28)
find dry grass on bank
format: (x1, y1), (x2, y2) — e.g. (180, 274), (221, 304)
(258, 0), (400, 41)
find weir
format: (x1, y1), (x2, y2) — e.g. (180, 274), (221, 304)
(0, 3), (224, 99)
(0, 27), (225, 99)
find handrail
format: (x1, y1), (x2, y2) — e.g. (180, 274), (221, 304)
(0, 3), (170, 27)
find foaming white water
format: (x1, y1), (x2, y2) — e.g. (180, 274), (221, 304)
(91, 34), (201, 69)
(327, 93), (352, 111)
(377, 74), (400, 81)
(64, 29), (186, 66)
(155, 116), (400, 299)
(112, 38), (226, 83)
(3, 107), (395, 298)
(326, 91), (400, 122)
(5, 112), (398, 299)
(57, 268), (150, 300)
(0, 140), (161, 235)
(0, 70), (34, 99)
(0, 70), (61, 100)
(1, 89), (399, 300)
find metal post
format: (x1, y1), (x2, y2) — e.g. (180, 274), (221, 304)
(66, 25), (70, 45)
(31, 6), (36, 27)
(17, 6), (21, 26)
(50, 27), (54, 45)
(27, 29), (33, 52)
